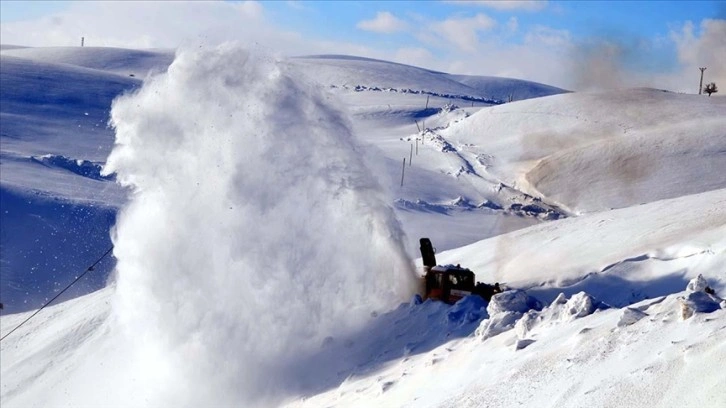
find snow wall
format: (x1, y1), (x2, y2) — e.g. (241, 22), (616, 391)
(104, 43), (418, 406)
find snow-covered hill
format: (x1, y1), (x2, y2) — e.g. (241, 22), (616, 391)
(439, 88), (726, 213)
(1, 44), (725, 408)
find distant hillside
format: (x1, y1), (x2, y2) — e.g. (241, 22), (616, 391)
(1, 46), (174, 78)
(452, 74), (570, 102)
(441, 88), (726, 213)
(293, 54), (568, 103)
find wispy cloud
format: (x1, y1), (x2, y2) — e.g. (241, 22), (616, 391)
(430, 13), (497, 52)
(0, 1), (268, 49)
(525, 25), (570, 47)
(356, 11), (408, 34)
(446, 1), (548, 12)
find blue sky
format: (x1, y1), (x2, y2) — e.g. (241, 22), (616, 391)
(3, 1), (720, 40)
(1, 1), (724, 91)
(261, 1), (720, 41)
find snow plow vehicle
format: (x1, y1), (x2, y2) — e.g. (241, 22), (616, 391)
(420, 237), (502, 304)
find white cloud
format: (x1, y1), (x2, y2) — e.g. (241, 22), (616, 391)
(430, 13), (497, 52)
(356, 11), (408, 34)
(0, 1), (274, 49)
(446, 1), (548, 12)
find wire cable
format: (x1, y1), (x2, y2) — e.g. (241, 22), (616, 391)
(0, 245), (114, 342)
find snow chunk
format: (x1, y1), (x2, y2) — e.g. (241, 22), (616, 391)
(487, 289), (540, 315)
(680, 274), (722, 319)
(559, 292), (598, 320)
(515, 292), (601, 338)
(476, 290), (541, 341)
(476, 311), (522, 341)
(686, 274), (710, 292)
(618, 307), (649, 327)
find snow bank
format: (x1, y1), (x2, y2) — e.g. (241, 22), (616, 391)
(104, 43), (418, 406)
(475, 290), (601, 343)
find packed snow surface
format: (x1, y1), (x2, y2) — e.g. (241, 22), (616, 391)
(1, 44), (725, 408)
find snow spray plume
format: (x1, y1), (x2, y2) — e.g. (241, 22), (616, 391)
(567, 29), (667, 91)
(105, 43), (417, 406)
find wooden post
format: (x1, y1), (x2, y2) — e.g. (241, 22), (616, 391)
(81, 37), (85, 47)
(409, 144), (413, 166)
(401, 158), (406, 187)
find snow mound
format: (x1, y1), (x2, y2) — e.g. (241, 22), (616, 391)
(680, 274), (723, 319)
(617, 307), (649, 327)
(515, 292), (602, 338)
(476, 290), (541, 341)
(545, 292), (600, 320)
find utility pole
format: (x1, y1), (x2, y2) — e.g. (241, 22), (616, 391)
(699, 67), (706, 94)
(401, 158), (406, 187)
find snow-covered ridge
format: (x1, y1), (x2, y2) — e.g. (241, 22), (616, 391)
(1, 46), (174, 78)
(292, 54), (568, 102)
(336, 84), (505, 105)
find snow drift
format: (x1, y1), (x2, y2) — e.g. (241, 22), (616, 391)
(103, 43), (417, 406)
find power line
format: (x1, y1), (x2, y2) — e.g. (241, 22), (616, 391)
(0, 245), (114, 342)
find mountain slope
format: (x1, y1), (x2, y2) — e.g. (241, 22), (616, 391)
(1, 45), (724, 408)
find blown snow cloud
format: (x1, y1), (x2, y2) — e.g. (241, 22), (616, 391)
(103, 43), (417, 406)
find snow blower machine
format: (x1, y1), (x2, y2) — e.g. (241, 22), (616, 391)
(419, 237), (502, 304)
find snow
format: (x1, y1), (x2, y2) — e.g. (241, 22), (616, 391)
(1, 43), (725, 408)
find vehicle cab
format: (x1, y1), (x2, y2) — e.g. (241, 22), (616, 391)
(425, 264), (476, 304)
